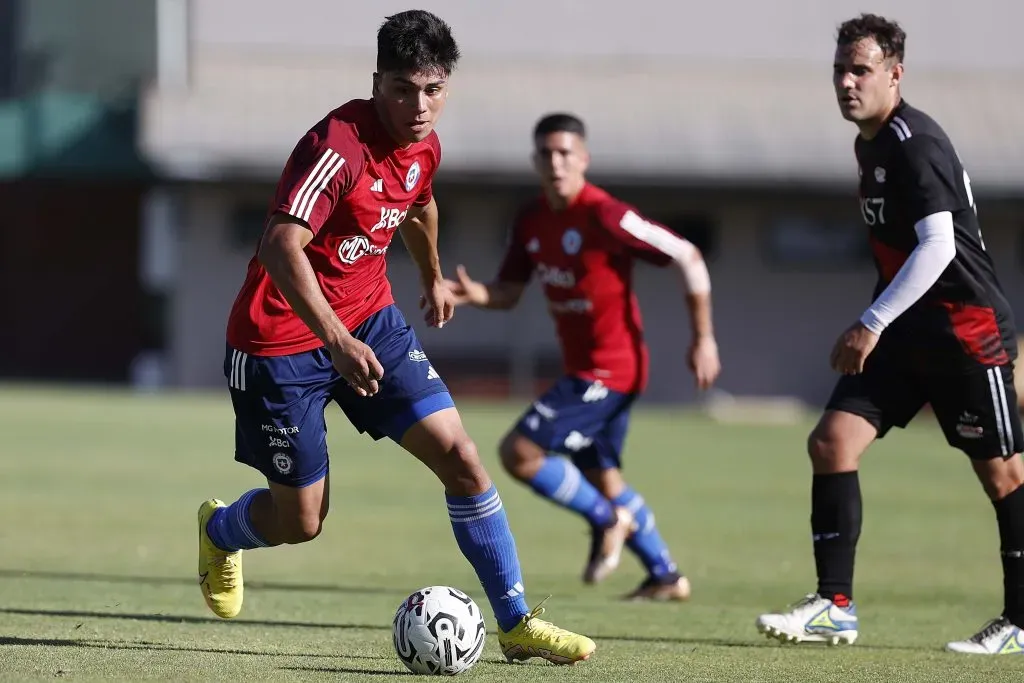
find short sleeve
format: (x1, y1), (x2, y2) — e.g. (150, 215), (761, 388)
(274, 126), (364, 234)
(595, 200), (692, 267)
(495, 214), (534, 284)
(897, 136), (961, 224)
(412, 133), (441, 207)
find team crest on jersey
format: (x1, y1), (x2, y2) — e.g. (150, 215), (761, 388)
(874, 167), (886, 183)
(562, 228), (582, 255)
(405, 161), (421, 192)
(526, 237), (540, 253)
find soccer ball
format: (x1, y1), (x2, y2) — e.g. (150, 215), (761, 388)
(392, 585), (486, 675)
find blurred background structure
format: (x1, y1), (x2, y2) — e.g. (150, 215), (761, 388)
(3, 0), (1023, 406)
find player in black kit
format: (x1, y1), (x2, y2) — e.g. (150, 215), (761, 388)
(755, 13), (1024, 654)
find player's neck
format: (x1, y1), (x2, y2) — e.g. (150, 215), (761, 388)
(543, 183), (585, 211)
(371, 98), (414, 150)
(857, 95), (902, 140)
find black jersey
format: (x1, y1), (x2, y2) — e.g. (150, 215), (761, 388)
(854, 99), (1016, 367)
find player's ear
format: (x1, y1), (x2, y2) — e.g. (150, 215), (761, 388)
(372, 72), (382, 96)
(890, 62), (904, 88)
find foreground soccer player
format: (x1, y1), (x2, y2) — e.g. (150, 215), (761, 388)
(198, 11), (594, 665)
(443, 113), (720, 600)
(756, 14), (1024, 654)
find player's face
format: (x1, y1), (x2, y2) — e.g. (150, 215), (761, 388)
(533, 132), (589, 204)
(833, 38), (902, 125)
(373, 69), (448, 144)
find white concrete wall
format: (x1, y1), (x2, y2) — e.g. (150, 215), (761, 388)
(192, 0), (1024, 69)
(140, 1), (1024, 187)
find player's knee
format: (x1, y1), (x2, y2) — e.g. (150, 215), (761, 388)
(443, 436), (490, 494)
(499, 432), (544, 481)
(973, 455), (1024, 501)
(498, 433), (526, 479)
(807, 412), (872, 472)
(807, 426), (851, 472)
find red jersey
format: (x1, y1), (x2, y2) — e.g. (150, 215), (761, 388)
(226, 99), (440, 356)
(497, 183), (688, 394)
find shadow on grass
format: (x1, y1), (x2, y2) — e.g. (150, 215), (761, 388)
(0, 635), (387, 660)
(279, 666), (407, 676)
(1, 607), (920, 652)
(0, 568), (395, 597)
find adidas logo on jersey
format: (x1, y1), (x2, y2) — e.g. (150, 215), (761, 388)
(370, 178), (384, 192)
(426, 365), (440, 380)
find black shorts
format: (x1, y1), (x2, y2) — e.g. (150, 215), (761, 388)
(826, 345), (1023, 460)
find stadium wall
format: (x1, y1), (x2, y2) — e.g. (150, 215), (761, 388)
(161, 182), (1024, 405)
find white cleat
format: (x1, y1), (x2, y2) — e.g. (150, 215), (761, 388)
(756, 593), (858, 646)
(946, 617), (1024, 654)
(582, 506), (636, 584)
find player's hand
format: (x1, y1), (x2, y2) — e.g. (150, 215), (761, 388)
(688, 336), (721, 390)
(329, 335), (385, 397)
(830, 322), (880, 375)
(418, 278), (455, 328)
(440, 265), (487, 307)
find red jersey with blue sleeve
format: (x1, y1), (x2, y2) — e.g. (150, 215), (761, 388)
(226, 99), (440, 356)
(497, 183), (689, 394)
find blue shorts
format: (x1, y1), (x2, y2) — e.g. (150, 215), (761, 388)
(225, 305), (453, 487)
(513, 375), (636, 471)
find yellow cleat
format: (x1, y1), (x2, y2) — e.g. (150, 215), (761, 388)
(498, 598), (596, 665)
(197, 499), (243, 619)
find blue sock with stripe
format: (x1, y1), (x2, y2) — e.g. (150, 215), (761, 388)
(527, 456), (614, 528)
(447, 485), (529, 632)
(206, 488), (271, 552)
(613, 486), (678, 579)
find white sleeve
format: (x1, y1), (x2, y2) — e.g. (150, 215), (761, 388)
(859, 211), (956, 334)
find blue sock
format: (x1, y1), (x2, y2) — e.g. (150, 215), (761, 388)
(527, 456), (614, 528)
(613, 486), (678, 579)
(447, 485), (529, 632)
(206, 488), (271, 552)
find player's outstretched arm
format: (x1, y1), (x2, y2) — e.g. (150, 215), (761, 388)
(258, 214), (384, 395)
(442, 265), (526, 310)
(673, 252), (720, 390)
(608, 206), (720, 389)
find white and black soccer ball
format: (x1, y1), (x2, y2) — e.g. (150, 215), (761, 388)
(392, 585), (486, 676)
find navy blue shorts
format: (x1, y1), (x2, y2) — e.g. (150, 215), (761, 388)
(225, 305), (453, 487)
(513, 376), (636, 471)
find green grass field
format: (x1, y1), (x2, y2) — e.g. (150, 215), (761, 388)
(0, 385), (1020, 681)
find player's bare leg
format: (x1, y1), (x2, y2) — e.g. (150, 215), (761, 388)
(756, 410), (875, 644)
(500, 432), (633, 585)
(947, 453), (1024, 653)
(199, 475), (330, 619)
(582, 466), (689, 601)
(404, 410), (595, 664)
(249, 476), (330, 545)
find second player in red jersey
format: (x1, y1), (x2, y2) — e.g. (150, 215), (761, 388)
(497, 182), (698, 394)
(446, 113), (720, 601)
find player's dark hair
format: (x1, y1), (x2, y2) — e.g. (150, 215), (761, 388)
(837, 13), (906, 63)
(376, 10), (460, 76)
(533, 113), (586, 140)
